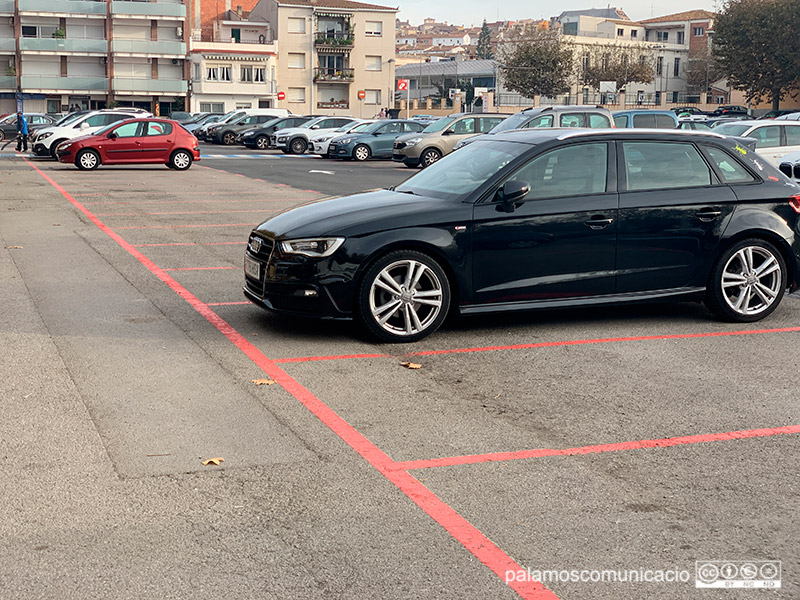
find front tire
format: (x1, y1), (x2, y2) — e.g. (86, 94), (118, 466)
(75, 149), (100, 170)
(169, 150), (193, 171)
(222, 131), (236, 145)
(705, 238), (786, 322)
(419, 148), (441, 168)
(353, 144), (371, 162)
(290, 137), (308, 154)
(255, 135), (269, 150)
(357, 250), (450, 343)
(50, 139), (67, 158)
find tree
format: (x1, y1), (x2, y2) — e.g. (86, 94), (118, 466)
(685, 48), (724, 93)
(580, 43), (654, 91)
(476, 20), (494, 60)
(713, 0), (800, 110)
(499, 26), (574, 99)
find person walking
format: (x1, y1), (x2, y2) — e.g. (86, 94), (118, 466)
(15, 112), (28, 153)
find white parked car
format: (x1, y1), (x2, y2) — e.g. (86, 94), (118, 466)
(713, 120), (800, 165)
(32, 109), (151, 158)
(778, 150), (800, 183)
(274, 116), (358, 154)
(309, 119), (374, 157)
(775, 112), (800, 121)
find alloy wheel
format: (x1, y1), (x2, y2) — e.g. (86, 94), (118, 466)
(721, 245), (782, 316)
(420, 149), (441, 167)
(256, 136), (269, 150)
(223, 132), (235, 145)
(291, 138), (307, 154)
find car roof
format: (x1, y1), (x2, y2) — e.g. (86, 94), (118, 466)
(485, 128), (728, 146)
(612, 109), (677, 115)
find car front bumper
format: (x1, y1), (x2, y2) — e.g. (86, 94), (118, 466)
(392, 141), (422, 164)
(327, 141), (356, 158)
(32, 143), (50, 157)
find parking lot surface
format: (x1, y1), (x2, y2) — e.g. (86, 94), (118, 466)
(1, 149), (798, 599)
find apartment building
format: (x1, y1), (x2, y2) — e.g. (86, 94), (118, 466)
(188, 7), (278, 112)
(246, 0), (397, 116)
(0, 0), (188, 115)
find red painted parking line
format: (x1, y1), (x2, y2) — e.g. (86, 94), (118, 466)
(95, 209), (278, 216)
(274, 353), (390, 364)
(162, 266), (237, 272)
(116, 223), (258, 230)
(82, 198), (305, 206)
(206, 301), (251, 306)
(391, 425), (800, 472)
(26, 158), (558, 600)
(133, 242), (246, 247)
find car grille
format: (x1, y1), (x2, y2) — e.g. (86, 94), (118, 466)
(394, 141), (406, 150)
(328, 143), (338, 152)
(248, 234), (274, 261)
(779, 162), (800, 181)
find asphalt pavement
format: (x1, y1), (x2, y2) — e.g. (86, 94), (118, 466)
(0, 149), (798, 599)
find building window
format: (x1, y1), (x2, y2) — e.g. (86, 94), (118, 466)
(672, 91), (679, 103)
(617, 28), (624, 36)
(630, 29), (637, 38)
(205, 66), (218, 80)
(365, 21), (383, 36)
(219, 66), (231, 81)
(200, 102), (225, 112)
(193, 64), (200, 80)
(288, 87), (305, 103)
(364, 89), (381, 104)
(241, 65), (253, 82)
(235, 102), (252, 109)
(365, 55), (382, 71)
(254, 67), (266, 82)
(288, 17), (306, 34)
(693, 26), (705, 36)
(656, 56), (663, 76)
(673, 57), (680, 77)
(581, 54), (590, 71)
(656, 31), (669, 42)
(677, 31), (685, 44)
(287, 53), (305, 69)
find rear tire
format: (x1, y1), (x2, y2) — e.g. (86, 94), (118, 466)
(704, 238), (786, 322)
(75, 149), (100, 171)
(169, 149), (193, 171)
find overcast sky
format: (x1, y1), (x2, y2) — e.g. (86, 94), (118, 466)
(395, 1), (720, 28)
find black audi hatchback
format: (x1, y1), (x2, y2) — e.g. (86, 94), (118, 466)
(244, 129), (800, 342)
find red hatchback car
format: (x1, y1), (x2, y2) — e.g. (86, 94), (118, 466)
(57, 118), (200, 171)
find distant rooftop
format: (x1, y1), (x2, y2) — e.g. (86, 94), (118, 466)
(556, 7), (630, 21)
(274, 0), (397, 11)
(639, 9), (715, 23)
(396, 59), (498, 77)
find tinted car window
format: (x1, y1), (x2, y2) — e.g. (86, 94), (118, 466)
(632, 114), (656, 128)
(511, 143), (608, 199)
(703, 146), (756, 184)
(106, 114), (129, 125)
(331, 119), (352, 128)
(623, 142), (712, 191)
(113, 121), (142, 138)
(82, 114), (108, 128)
(404, 122), (424, 132)
(748, 126), (780, 148)
(522, 115), (554, 129)
(145, 122), (173, 136)
(655, 114), (676, 128)
(784, 125), (800, 145)
(614, 115), (628, 128)
(450, 118), (475, 134)
(560, 113), (585, 128)
(479, 117), (505, 132)
(379, 122), (404, 134)
(589, 114), (611, 128)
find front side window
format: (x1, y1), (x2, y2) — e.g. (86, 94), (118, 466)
(379, 122), (403, 134)
(449, 118), (475, 134)
(509, 143), (608, 200)
(703, 146), (756, 183)
(112, 122), (142, 138)
(623, 142), (712, 191)
(747, 126), (780, 148)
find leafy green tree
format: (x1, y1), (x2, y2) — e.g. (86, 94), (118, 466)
(713, 0), (800, 110)
(581, 43), (654, 91)
(499, 26), (574, 99)
(476, 20), (494, 60)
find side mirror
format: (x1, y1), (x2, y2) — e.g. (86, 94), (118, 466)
(442, 129), (454, 135)
(497, 180), (530, 212)
(107, 131), (118, 140)
(80, 122), (89, 131)
(372, 131), (382, 136)
(310, 125), (320, 130)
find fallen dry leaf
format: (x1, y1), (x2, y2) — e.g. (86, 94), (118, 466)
(5, 246), (23, 249)
(251, 378), (276, 386)
(202, 457), (224, 466)
(400, 361), (422, 370)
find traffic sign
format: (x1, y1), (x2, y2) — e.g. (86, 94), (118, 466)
(357, 90), (366, 100)
(277, 91), (286, 100)
(397, 79), (409, 91)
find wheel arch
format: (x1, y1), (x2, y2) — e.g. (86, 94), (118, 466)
(709, 229), (797, 291)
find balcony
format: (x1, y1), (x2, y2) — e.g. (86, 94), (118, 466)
(317, 100), (349, 109)
(20, 37), (108, 54)
(0, 38), (15, 52)
(18, 0), (107, 15)
(112, 39), (187, 56)
(0, 0), (13, 13)
(0, 75), (16, 89)
(21, 75), (109, 91)
(113, 77), (187, 94)
(313, 67), (354, 83)
(314, 31), (354, 48)
(111, 0), (186, 20)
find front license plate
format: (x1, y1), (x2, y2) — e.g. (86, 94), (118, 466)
(244, 255), (262, 280)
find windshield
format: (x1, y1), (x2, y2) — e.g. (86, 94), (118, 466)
(349, 122), (374, 133)
(302, 117), (327, 129)
(490, 112), (533, 133)
(218, 111), (244, 125)
(358, 121), (387, 134)
(421, 116), (456, 133)
(395, 139), (529, 200)
(0, 114), (14, 125)
(713, 123), (751, 136)
(56, 113), (84, 127)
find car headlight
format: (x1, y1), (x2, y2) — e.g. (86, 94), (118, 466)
(59, 142), (72, 151)
(38, 131), (53, 141)
(337, 138), (353, 145)
(316, 136), (332, 142)
(243, 131), (255, 138)
(277, 136), (287, 142)
(405, 137), (423, 147)
(280, 238), (345, 258)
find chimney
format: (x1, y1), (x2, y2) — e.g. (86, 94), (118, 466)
(236, 5), (242, 15)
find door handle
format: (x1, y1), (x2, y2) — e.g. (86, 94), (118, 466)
(584, 216), (614, 230)
(696, 209), (722, 222)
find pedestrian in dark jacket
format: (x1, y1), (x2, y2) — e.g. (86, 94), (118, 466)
(15, 112), (28, 152)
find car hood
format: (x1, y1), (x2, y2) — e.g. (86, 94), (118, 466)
(62, 133), (97, 145)
(395, 131), (431, 143)
(274, 127), (311, 138)
(254, 189), (458, 239)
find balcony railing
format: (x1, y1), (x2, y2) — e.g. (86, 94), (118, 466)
(20, 38), (109, 53)
(21, 75), (109, 90)
(18, 0), (107, 14)
(111, 0), (186, 19)
(0, 38), (15, 52)
(0, 0), (14, 13)
(313, 67), (354, 83)
(112, 39), (186, 55)
(113, 77), (187, 94)
(314, 31), (354, 47)
(0, 75), (16, 89)
(317, 100), (349, 109)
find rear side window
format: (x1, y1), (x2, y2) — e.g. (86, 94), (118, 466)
(623, 142), (712, 191)
(479, 117), (504, 132)
(703, 146), (756, 183)
(632, 113), (656, 128)
(331, 118), (352, 128)
(510, 142), (609, 199)
(522, 114), (554, 128)
(589, 114), (611, 128)
(404, 122), (424, 132)
(614, 115), (628, 128)
(145, 122), (173, 136)
(747, 126), (780, 148)
(654, 114), (676, 128)
(83, 114), (108, 127)
(560, 113), (585, 127)
(784, 125), (800, 145)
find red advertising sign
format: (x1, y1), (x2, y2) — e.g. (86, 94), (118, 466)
(397, 79), (409, 91)
(357, 90), (366, 100)
(277, 91), (286, 100)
